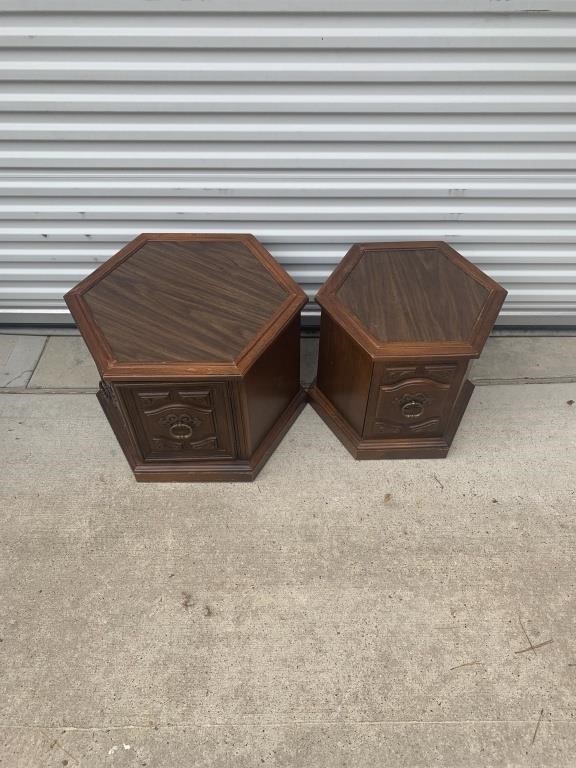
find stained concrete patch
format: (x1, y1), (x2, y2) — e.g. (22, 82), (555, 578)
(1, 383), (576, 766)
(27, 336), (99, 389)
(0, 335), (46, 387)
(472, 337), (576, 383)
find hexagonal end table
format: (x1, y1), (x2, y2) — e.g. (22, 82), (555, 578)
(65, 233), (308, 481)
(308, 241), (507, 459)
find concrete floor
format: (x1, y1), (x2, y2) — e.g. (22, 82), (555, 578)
(1, 335), (576, 767)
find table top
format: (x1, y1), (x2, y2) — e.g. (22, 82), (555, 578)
(318, 241), (507, 358)
(65, 234), (307, 377)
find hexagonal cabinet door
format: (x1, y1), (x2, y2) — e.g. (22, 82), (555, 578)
(65, 234), (308, 481)
(308, 241), (507, 459)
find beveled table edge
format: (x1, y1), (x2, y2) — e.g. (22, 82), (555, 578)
(65, 232), (308, 379)
(316, 240), (507, 359)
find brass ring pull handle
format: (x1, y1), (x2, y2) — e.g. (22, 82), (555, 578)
(168, 421), (194, 439)
(160, 412), (202, 440)
(400, 400), (425, 419)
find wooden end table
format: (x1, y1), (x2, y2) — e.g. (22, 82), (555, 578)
(66, 233), (307, 481)
(308, 241), (507, 459)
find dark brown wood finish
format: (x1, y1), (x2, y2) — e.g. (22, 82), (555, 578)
(121, 382), (237, 461)
(65, 233), (305, 379)
(317, 241), (506, 360)
(309, 241), (507, 460)
(241, 314), (302, 454)
(315, 313), (373, 436)
(67, 233), (307, 481)
(336, 247), (489, 344)
(84, 239), (288, 364)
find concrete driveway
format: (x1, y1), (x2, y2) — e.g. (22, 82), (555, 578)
(1, 334), (576, 767)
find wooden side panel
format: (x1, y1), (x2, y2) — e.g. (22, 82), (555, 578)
(316, 312), (373, 436)
(120, 381), (237, 461)
(242, 314), (302, 454)
(363, 360), (468, 439)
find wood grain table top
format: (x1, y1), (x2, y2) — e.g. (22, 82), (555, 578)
(65, 233), (307, 377)
(317, 241), (507, 359)
(337, 246), (488, 343)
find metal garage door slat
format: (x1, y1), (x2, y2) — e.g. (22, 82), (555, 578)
(0, 1), (574, 326)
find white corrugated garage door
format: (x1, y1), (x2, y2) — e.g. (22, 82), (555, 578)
(1, 0), (575, 326)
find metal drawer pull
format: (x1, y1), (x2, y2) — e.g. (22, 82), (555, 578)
(401, 400), (425, 419)
(396, 392), (432, 419)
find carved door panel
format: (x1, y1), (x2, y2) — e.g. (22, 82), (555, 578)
(122, 382), (236, 461)
(363, 364), (461, 439)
